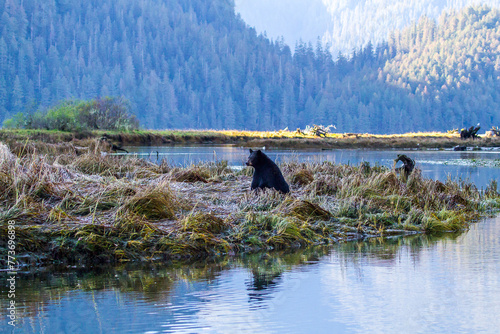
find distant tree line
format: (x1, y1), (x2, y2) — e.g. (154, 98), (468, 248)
(0, 0), (499, 133)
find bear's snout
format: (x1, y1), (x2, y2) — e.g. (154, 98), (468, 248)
(246, 161), (252, 166)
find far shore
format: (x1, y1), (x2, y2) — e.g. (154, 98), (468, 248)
(1, 128), (500, 150)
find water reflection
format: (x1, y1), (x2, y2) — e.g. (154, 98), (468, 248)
(3, 217), (500, 333)
(247, 272), (283, 307)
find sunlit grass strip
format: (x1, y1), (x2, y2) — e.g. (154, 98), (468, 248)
(0, 128), (469, 142)
(207, 129), (461, 139)
(3, 128), (500, 152)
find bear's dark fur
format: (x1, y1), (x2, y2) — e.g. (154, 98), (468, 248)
(246, 149), (290, 193)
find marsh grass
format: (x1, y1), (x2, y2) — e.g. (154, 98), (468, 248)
(281, 199), (332, 221)
(181, 212), (230, 234)
(231, 213), (317, 249)
(290, 169), (314, 185)
(238, 190), (286, 212)
(172, 168), (209, 183)
(1, 139), (499, 267)
(166, 212), (232, 256)
(71, 153), (160, 178)
(171, 160), (233, 184)
(117, 179), (180, 220)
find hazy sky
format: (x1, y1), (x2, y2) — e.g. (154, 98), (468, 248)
(234, 0), (331, 47)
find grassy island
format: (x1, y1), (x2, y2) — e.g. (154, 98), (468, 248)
(1, 133), (500, 267)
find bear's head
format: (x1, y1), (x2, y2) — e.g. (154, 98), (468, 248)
(246, 149), (263, 167)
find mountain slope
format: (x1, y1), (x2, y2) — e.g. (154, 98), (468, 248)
(382, 6), (500, 129)
(279, 5), (500, 133)
(0, 0), (299, 130)
(0, 1), (499, 134)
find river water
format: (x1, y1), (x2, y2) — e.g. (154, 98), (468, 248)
(4, 216), (500, 333)
(3, 147), (500, 333)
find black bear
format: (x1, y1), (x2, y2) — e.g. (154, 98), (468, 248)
(246, 149), (290, 193)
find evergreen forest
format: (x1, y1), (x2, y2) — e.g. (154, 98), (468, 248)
(0, 0), (499, 133)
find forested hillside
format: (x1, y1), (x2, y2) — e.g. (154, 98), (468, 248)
(381, 6), (500, 131)
(1, 0), (296, 130)
(322, 0), (500, 57)
(308, 5), (500, 133)
(0, 0), (499, 133)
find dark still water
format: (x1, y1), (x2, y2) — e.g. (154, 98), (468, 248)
(122, 146), (500, 189)
(3, 216), (500, 333)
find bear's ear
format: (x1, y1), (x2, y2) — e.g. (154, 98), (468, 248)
(249, 149), (253, 153)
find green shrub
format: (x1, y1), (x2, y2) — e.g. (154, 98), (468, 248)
(2, 97), (139, 131)
(75, 97), (139, 131)
(2, 112), (26, 129)
(45, 102), (79, 131)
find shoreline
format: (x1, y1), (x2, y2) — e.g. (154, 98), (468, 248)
(2, 129), (500, 150)
(1, 139), (500, 268)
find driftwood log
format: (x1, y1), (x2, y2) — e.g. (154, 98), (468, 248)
(302, 124), (335, 137)
(460, 125), (480, 139)
(311, 125), (328, 137)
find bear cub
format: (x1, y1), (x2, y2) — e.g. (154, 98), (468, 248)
(246, 149), (290, 194)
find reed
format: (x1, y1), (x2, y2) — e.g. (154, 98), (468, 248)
(117, 179), (181, 220)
